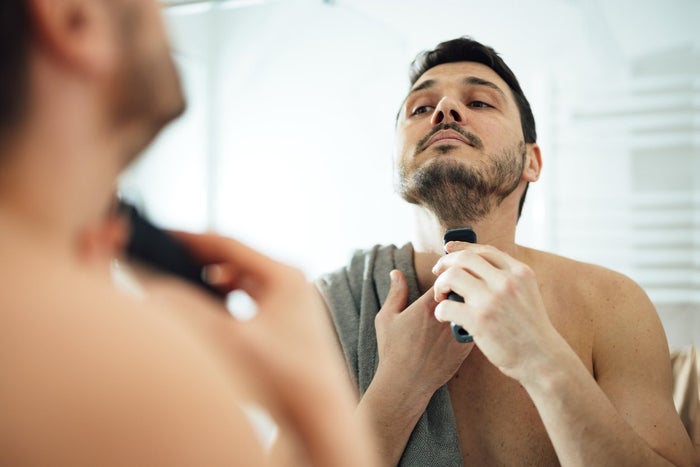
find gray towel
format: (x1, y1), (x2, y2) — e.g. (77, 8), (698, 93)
(317, 243), (463, 467)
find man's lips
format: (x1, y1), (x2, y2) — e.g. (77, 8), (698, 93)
(424, 129), (472, 149)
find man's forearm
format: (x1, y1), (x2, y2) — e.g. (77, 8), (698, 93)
(523, 348), (691, 467)
(283, 368), (381, 467)
(357, 367), (434, 466)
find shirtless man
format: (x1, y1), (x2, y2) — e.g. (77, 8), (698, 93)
(0, 0), (375, 465)
(317, 37), (695, 466)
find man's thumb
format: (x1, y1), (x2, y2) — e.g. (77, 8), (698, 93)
(380, 269), (409, 313)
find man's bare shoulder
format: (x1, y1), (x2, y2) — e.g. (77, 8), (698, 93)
(0, 240), (262, 466)
(522, 246), (647, 304)
(521, 245), (659, 355)
(0, 238), (155, 335)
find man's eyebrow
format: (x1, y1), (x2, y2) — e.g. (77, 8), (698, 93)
(396, 79), (436, 122)
(463, 76), (506, 99)
(408, 79), (435, 95)
(407, 76), (506, 98)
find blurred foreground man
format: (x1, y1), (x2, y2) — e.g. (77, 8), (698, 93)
(318, 37), (695, 466)
(0, 1), (377, 465)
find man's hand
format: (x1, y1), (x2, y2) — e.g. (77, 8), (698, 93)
(376, 269), (473, 395)
(174, 232), (378, 467)
(173, 232), (344, 395)
(432, 241), (695, 466)
(431, 242), (566, 384)
(357, 268), (473, 465)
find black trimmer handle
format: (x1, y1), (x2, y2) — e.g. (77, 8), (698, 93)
(443, 227), (477, 343)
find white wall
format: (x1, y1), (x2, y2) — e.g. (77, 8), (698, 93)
(121, 0), (700, 348)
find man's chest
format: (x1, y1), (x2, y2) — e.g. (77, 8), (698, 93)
(445, 289), (595, 466)
(447, 348), (561, 465)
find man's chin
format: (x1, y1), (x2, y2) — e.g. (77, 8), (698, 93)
(159, 92), (187, 129)
(399, 163), (494, 225)
(119, 97), (185, 168)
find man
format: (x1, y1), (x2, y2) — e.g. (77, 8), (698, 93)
(317, 37), (695, 466)
(0, 0), (376, 465)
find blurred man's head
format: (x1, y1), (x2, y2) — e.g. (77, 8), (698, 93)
(0, 0), (185, 161)
(106, 0), (185, 149)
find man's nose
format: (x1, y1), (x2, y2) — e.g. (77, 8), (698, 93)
(430, 96), (464, 126)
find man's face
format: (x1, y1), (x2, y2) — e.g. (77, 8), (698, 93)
(396, 61), (527, 226)
(107, 0), (185, 155)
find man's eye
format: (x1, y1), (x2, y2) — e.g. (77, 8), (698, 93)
(468, 101), (491, 109)
(411, 105), (433, 116)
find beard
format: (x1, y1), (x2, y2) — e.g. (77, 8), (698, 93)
(399, 141), (526, 226)
(109, 1), (185, 162)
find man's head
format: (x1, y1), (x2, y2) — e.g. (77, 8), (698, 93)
(395, 37), (541, 227)
(0, 0), (184, 161)
(105, 0), (186, 152)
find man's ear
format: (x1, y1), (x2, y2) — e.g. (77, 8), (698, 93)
(522, 143), (542, 182)
(28, 0), (118, 76)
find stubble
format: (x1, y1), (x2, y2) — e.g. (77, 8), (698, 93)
(399, 140), (526, 226)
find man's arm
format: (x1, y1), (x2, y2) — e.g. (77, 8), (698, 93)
(172, 232), (381, 467)
(269, 284), (366, 466)
(586, 270), (692, 464)
(433, 243), (695, 466)
(522, 270), (694, 466)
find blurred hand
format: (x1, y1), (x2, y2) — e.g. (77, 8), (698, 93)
(173, 232), (348, 409)
(175, 232), (375, 467)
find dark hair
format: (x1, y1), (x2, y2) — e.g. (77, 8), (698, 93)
(408, 37), (537, 218)
(0, 0), (32, 136)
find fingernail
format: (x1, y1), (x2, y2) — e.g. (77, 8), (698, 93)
(202, 264), (222, 285)
(390, 270), (398, 284)
(434, 304), (443, 321)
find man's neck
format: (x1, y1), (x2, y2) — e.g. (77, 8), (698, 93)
(0, 119), (123, 258)
(411, 205), (519, 256)
(410, 204), (522, 294)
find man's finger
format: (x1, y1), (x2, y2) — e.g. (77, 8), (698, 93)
(172, 232), (279, 273)
(379, 269), (409, 315)
(171, 231), (296, 298)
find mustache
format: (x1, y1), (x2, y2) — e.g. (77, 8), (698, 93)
(415, 123), (484, 153)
